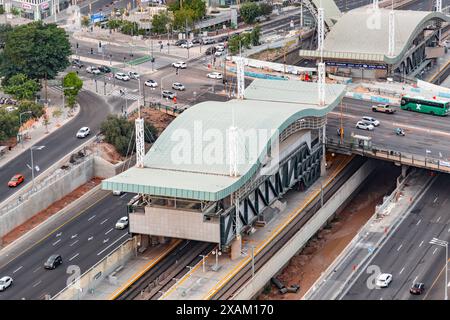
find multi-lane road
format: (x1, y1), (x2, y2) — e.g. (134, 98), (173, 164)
(0, 191), (132, 299)
(342, 173), (450, 300)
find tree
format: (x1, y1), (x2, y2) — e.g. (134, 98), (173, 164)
(16, 101), (44, 120)
(0, 110), (19, 142)
(107, 19), (123, 31)
(228, 34), (243, 55)
(169, 0), (206, 21)
(3, 73), (40, 100)
(81, 16), (90, 28)
(250, 24), (261, 46)
(120, 21), (139, 35)
(151, 12), (171, 34)
(63, 72), (83, 110)
(259, 3), (273, 17)
(240, 2), (260, 24)
(0, 24), (12, 45)
(0, 22), (71, 83)
(173, 8), (195, 32)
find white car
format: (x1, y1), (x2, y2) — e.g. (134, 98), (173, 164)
(361, 116), (380, 127)
(128, 71), (140, 79)
(207, 72), (223, 79)
(172, 61), (187, 69)
(215, 50), (223, 57)
(112, 190), (123, 196)
(86, 66), (101, 75)
(115, 72), (130, 81)
(181, 42), (193, 48)
(76, 126), (90, 138)
(144, 79), (158, 88)
(172, 82), (185, 91)
(356, 121), (374, 131)
(0, 276), (13, 291)
(115, 216), (129, 229)
(215, 43), (225, 51)
(376, 273), (393, 288)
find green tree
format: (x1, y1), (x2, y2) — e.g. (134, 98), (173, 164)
(169, 0), (205, 20)
(173, 8), (194, 32)
(0, 24), (13, 45)
(0, 5), (5, 15)
(120, 21), (139, 35)
(250, 24), (261, 46)
(0, 22), (71, 82)
(16, 101), (44, 119)
(240, 2), (260, 24)
(0, 110), (19, 142)
(63, 72), (83, 110)
(228, 34), (242, 55)
(259, 3), (273, 17)
(81, 16), (90, 28)
(107, 19), (123, 30)
(3, 73), (40, 100)
(151, 12), (171, 34)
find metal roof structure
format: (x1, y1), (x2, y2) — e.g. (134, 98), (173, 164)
(102, 79), (346, 201)
(299, 8), (450, 64)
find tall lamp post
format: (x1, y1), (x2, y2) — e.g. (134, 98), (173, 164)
(29, 145), (45, 191)
(19, 111), (33, 148)
(430, 238), (448, 300)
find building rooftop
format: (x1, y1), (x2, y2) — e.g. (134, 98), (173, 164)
(299, 8), (450, 64)
(102, 79), (346, 201)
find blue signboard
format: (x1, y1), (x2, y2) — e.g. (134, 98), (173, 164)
(91, 13), (105, 23)
(326, 61), (387, 70)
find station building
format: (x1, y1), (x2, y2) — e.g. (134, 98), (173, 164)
(103, 79), (346, 251)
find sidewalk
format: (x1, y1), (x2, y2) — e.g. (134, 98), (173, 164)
(303, 169), (433, 300)
(0, 88), (79, 170)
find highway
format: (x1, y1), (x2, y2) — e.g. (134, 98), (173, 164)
(0, 191), (132, 300)
(342, 173), (450, 300)
(327, 97), (450, 161)
(0, 91), (125, 204)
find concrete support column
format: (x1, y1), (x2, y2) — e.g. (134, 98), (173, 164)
(230, 234), (242, 261)
(138, 234), (150, 251)
(401, 165), (409, 179)
(158, 236), (168, 244)
(320, 125), (327, 176)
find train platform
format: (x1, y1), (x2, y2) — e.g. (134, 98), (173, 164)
(82, 240), (180, 300)
(158, 154), (353, 300)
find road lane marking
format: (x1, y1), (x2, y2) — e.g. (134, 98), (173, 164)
(103, 238), (109, 244)
(52, 239), (61, 246)
(120, 193), (127, 198)
(105, 228), (113, 235)
(69, 253), (79, 261)
(399, 267), (405, 275)
(97, 233), (128, 256)
(88, 236), (94, 241)
(397, 244), (403, 251)
(88, 215), (96, 221)
(433, 248), (438, 255)
(419, 241), (424, 247)
(13, 266), (23, 273)
(423, 258), (450, 300)
(100, 218), (108, 225)
(33, 267), (40, 273)
(69, 240), (79, 247)
(32, 280), (42, 288)
(434, 197), (438, 204)
(436, 216), (441, 223)
(71, 234), (78, 239)
(416, 219), (421, 226)
(56, 232), (62, 237)
(413, 276), (418, 283)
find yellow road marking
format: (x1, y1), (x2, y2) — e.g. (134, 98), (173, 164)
(109, 239), (182, 300)
(422, 258), (450, 300)
(160, 155), (352, 300)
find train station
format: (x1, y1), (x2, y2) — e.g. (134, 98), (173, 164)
(102, 79), (346, 256)
(299, 6), (450, 80)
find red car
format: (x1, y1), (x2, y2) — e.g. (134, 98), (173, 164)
(410, 283), (425, 295)
(8, 174), (24, 187)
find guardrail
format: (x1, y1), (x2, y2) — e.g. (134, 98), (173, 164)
(326, 138), (450, 173)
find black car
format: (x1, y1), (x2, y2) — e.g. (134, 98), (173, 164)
(192, 37), (201, 44)
(410, 283), (425, 295)
(98, 65), (111, 73)
(175, 39), (187, 46)
(44, 254), (63, 270)
(205, 47), (217, 55)
(71, 59), (84, 68)
(219, 35), (229, 42)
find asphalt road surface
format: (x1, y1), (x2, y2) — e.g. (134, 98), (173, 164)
(342, 173), (450, 300)
(0, 91), (125, 204)
(0, 192), (132, 300)
(327, 97), (450, 161)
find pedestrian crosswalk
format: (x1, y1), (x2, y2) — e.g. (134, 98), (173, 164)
(110, 89), (142, 101)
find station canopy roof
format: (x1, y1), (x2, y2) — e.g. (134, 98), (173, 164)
(102, 79), (346, 201)
(299, 8), (450, 65)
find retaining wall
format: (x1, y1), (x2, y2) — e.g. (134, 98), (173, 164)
(232, 159), (378, 299)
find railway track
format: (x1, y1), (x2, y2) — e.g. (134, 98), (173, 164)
(116, 240), (215, 300)
(211, 156), (368, 299)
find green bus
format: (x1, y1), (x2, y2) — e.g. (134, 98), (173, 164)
(400, 95), (450, 116)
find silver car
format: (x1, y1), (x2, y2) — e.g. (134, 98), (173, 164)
(172, 82), (185, 91)
(356, 121), (374, 131)
(361, 116), (380, 127)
